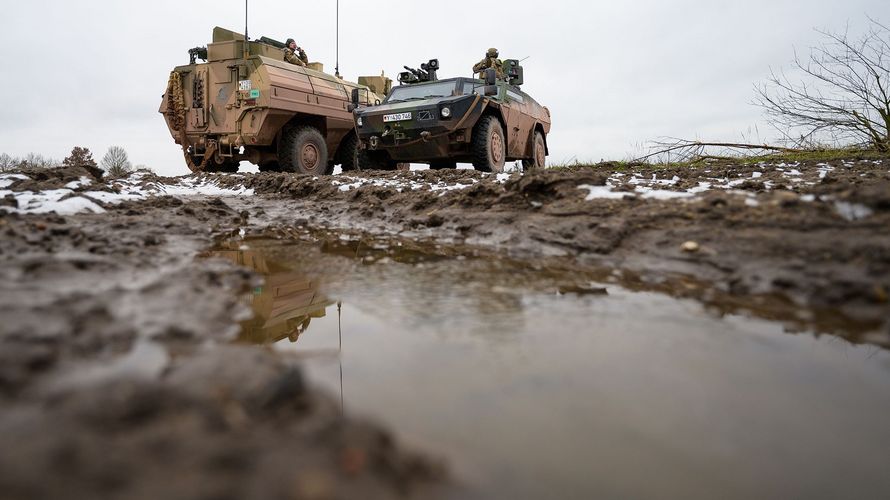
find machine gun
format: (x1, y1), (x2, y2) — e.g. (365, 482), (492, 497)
(188, 46), (208, 65)
(398, 58), (439, 85)
(258, 36), (286, 49)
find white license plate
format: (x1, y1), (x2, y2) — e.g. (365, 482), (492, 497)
(383, 112), (412, 122)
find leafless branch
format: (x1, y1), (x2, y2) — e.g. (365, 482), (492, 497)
(754, 18), (890, 151)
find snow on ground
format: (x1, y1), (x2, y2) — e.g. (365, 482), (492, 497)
(0, 174), (29, 189)
(0, 171), (254, 216)
(575, 161), (881, 221)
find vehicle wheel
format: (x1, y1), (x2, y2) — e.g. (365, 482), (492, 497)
(430, 161), (457, 170)
(395, 163), (411, 171)
(357, 149), (391, 170)
(339, 134), (361, 171)
(278, 126), (330, 175)
(522, 131), (547, 170)
(471, 115), (506, 172)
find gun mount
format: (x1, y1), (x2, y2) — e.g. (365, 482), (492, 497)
(398, 58), (439, 85)
(188, 46), (208, 65)
(504, 59), (524, 86)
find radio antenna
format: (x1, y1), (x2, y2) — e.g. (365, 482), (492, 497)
(243, 0), (250, 59)
(335, 0), (341, 78)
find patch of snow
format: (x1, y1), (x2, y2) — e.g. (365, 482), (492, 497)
(834, 201), (873, 221)
(636, 187), (693, 200)
(0, 174), (28, 189)
(81, 191), (144, 204)
(752, 172), (762, 179)
(578, 185), (627, 200)
(800, 194), (816, 202)
(688, 182), (712, 194)
(64, 176), (93, 189)
(0, 188), (106, 215)
(745, 198), (760, 207)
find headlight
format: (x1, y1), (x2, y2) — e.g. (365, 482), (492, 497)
(440, 107), (452, 118)
(357, 116), (364, 127)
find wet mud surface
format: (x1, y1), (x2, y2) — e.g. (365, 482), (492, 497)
(0, 186), (449, 500)
(1, 158), (889, 499)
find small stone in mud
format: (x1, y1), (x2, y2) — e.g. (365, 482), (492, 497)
(771, 191), (800, 207)
(558, 284), (608, 296)
(681, 241), (700, 253)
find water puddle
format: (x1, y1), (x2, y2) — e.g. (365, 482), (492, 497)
(206, 234), (890, 499)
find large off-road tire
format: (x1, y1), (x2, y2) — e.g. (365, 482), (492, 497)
(522, 131), (547, 170)
(339, 134), (361, 171)
(357, 149), (392, 170)
(278, 126), (330, 175)
(471, 115), (506, 172)
(430, 160), (457, 170)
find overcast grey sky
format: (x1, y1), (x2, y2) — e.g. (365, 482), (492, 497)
(0, 0), (886, 175)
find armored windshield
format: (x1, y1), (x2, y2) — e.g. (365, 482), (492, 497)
(386, 81), (460, 103)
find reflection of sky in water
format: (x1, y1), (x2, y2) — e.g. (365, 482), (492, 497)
(225, 239), (890, 500)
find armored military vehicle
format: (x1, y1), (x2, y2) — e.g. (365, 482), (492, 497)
(160, 27), (390, 174)
(350, 59), (550, 172)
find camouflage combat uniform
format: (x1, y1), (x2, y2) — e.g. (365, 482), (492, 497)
(472, 56), (505, 80)
(284, 47), (308, 67)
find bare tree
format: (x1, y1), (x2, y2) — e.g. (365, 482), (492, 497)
(63, 146), (98, 168)
(23, 153), (58, 169)
(755, 18), (890, 151)
(101, 146), (133, 178)
(0, 153), (15, 172)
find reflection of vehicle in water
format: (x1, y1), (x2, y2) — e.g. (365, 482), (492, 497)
(210, 249), (334, 345)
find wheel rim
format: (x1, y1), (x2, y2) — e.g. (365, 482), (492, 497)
(535, 137), (546, 167)
(301, 143), (320, 171)
(490, 129), (504, 166)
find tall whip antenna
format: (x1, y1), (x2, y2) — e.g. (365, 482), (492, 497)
(335, 0), (341, 78)
(243, 0), (250, 59)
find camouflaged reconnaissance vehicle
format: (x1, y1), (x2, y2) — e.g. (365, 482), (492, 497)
(160, 27), (390, 174)
(350, 59), (551, 171)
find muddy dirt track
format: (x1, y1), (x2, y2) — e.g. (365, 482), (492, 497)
(1, 157), (889, 499)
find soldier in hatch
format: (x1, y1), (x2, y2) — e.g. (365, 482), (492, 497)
(284, 38), (309, 67)
(472, 48), (505, 79)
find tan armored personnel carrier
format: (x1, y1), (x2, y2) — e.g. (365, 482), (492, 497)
(160, 27), (390, 174)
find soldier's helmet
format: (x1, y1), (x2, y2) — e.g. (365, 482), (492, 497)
(286, 38), (295, 47)
(487, 48), (499, 58)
